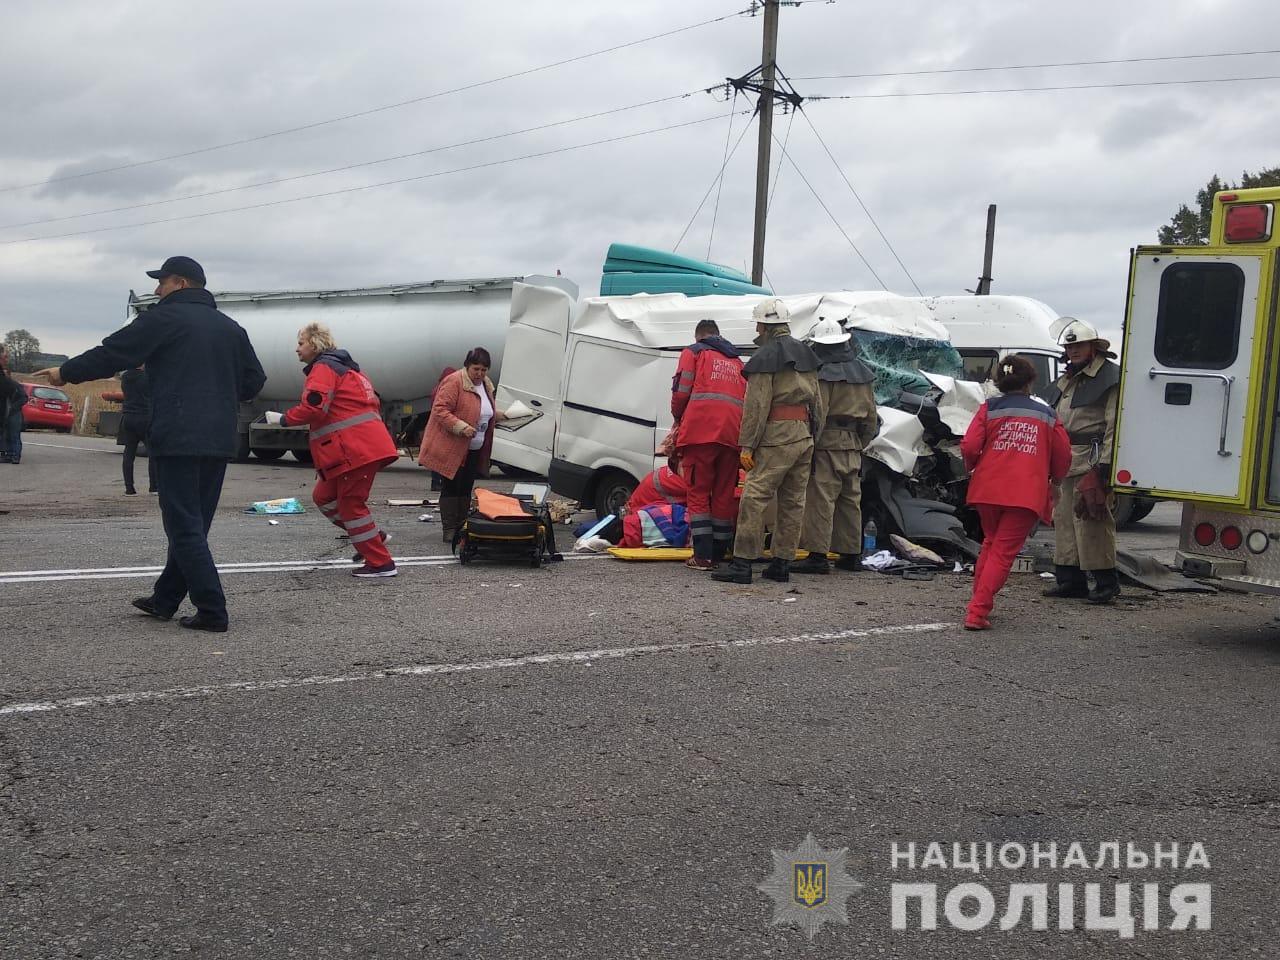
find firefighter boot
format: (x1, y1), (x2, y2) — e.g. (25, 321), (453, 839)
(1042, 564), (1089, 599)
(711, 558), (753, 584)
(833, 553), (865, 572)
(439, 496), (466, 545)
(761, 558), (791, 583)
(792, 552), (830, 575)
(1087, 568), (1121, 604)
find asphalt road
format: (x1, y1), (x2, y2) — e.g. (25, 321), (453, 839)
(2, 434), (1278, 958)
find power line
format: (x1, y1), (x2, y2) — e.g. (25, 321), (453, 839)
(0, 90), (702, 231)
(706, 90), (740, 261)
(798, 107), (920, 294)
(3, 112), (750, 246)
(770, 131), (887, 290)
(674, 108), (756, 252)
(794, 47), (1280, 81)
(808, 74), (1280, 100)
(0, 5), (756, 195)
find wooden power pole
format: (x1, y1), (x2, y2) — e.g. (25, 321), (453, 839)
(750, 1), (780, 287)
(976, 203), (997, 295)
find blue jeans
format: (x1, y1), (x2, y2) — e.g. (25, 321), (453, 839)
(2, 407), (21, 462)
(151, 457), (229, 623)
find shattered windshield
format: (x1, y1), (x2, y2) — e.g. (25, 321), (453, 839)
(850, 331), (965, 405)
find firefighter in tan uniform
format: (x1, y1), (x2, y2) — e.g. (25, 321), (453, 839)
(1041, 317), (1122, 603)
(713, 298), (825, 585)
(794, 316), (879, 575)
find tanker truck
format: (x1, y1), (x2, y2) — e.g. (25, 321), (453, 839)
(127, 275), (575, 462)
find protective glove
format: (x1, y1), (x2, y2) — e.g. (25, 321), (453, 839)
(264, 411), (283, 425)
(740, 450), (755, 472)
(1073, 469), (1109, 521)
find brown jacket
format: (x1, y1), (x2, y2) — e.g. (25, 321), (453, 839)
(418, 369), (503, 480)
(739, 367), (825, 450)
(815, 380), (877, 451)
(1051, 355), (1118, 478)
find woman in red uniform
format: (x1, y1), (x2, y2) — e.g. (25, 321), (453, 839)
(271, 323), (400, 578)
(961, 355), (1071, 630)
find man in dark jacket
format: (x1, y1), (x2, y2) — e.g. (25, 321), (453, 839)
(36, 256), (266, 632)
(0, 344), (25, 464)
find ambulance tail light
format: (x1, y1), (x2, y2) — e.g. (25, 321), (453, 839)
(1193, 522), (1216, 547)
(1220, 526), (1244, 551)
(1224, 203), (1273, 243)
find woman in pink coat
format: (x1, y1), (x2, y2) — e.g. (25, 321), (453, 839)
(961, 355), (1072, 631)
(418, 347), (509, 543)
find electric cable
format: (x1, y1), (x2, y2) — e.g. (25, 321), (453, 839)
(0, 90), (703, 231)
(0, 5), (757, 195)
(771, 130), (887, 290)
(798, 107), (921, 294)
(674, 107), (756, 252)
(807, 74), (1280, 101)
(706, 90), (740, 261)
(794, 47), (1280, 81)
(766, 108), (796, 215)
(3, 112), (751, 246)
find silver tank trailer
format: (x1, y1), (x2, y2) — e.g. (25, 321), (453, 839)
(130, 276), (527, 461)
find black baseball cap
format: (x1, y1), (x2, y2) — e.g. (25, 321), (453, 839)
(145, 255), (206, 284)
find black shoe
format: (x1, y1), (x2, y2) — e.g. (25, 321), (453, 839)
(131, 596), (173, 621)
(179, 612), (229, 633)
(148, 487), (158, 494)
(711, 558), (753, 584)
(1087, 569), (1121, 604)
(124, 488), (138, 496)
(1042, 564), (1089, 598)
(833, 553), (865, 572)
(761, 558), (791, 583)
(793, 553), (830, 575)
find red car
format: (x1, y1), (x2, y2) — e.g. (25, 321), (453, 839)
(20, 382), (74, 433)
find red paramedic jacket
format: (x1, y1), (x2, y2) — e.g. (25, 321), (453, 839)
(672, 336), (746, 449)
(962, 392), (1072, 523)
(626, 465), (688, 513)
(283, 349), (398, 481)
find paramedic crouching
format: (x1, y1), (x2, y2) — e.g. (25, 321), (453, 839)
(1041, 317), (1122, 604)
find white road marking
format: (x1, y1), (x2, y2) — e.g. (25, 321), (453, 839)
(0, 552), (599, 584)
(21, 441), (114, 452)
(0, 622), (950, 717)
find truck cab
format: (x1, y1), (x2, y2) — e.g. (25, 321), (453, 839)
(1112, 186), (1280, 591)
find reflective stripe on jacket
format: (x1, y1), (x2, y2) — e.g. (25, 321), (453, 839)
(672, 344), (746, 449)
(962, 393), (1072, 522)
(284, 361), (397, 480)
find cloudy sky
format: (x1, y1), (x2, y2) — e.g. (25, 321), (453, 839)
(3, 0), (1279, 356)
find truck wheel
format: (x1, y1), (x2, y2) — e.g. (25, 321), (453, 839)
(593, 470), (637, 521)
(1127, 498), (1156, 525)
(1114, 496), (1135, 529)
(292, 449), (313, 464)
(252, 448), (286, 462)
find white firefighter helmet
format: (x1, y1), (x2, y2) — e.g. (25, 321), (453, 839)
(808, 316), (851, 344)
(752, 297), (792, 325)
(1049, 316), (1112, 352)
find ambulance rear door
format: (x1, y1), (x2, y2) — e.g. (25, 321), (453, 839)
(1113, 247), (1273, 504)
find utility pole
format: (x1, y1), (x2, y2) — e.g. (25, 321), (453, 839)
(750, 0), (780, 287)
(976, 203), (996, 295)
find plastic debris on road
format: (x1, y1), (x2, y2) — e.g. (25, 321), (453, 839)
(245, 497), (305, 515)
(889, 533), (944, 565)
(574, 536), (613, 553)
(418, 513), (435, 522)
(860, 550), (900, 571)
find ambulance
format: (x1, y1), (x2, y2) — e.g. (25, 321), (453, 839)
(1112, 186), (1280, 592)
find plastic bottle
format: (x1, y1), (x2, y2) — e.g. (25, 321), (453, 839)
(863, 520), (878, 554)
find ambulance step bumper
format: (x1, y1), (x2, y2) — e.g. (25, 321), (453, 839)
(1216, 575), (1280, 596)
(1175, 551), (1245, 578)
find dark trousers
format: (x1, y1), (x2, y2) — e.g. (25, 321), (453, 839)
(120, 415), (156, 493)
(440, 449), (483, 500)
(2, 407), (21, 462)
(151, 457), (229, 622)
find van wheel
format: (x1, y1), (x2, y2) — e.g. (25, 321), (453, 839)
(593, 470), (637, 521)
(252, 448), (286, 461)
(292, 449), (313, 464)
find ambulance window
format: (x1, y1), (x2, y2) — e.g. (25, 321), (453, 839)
(1154, 262), (1244, 369)
(958, 350), (998, 382)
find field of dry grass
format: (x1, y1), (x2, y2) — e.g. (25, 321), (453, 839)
(16, 375), (121, 436)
